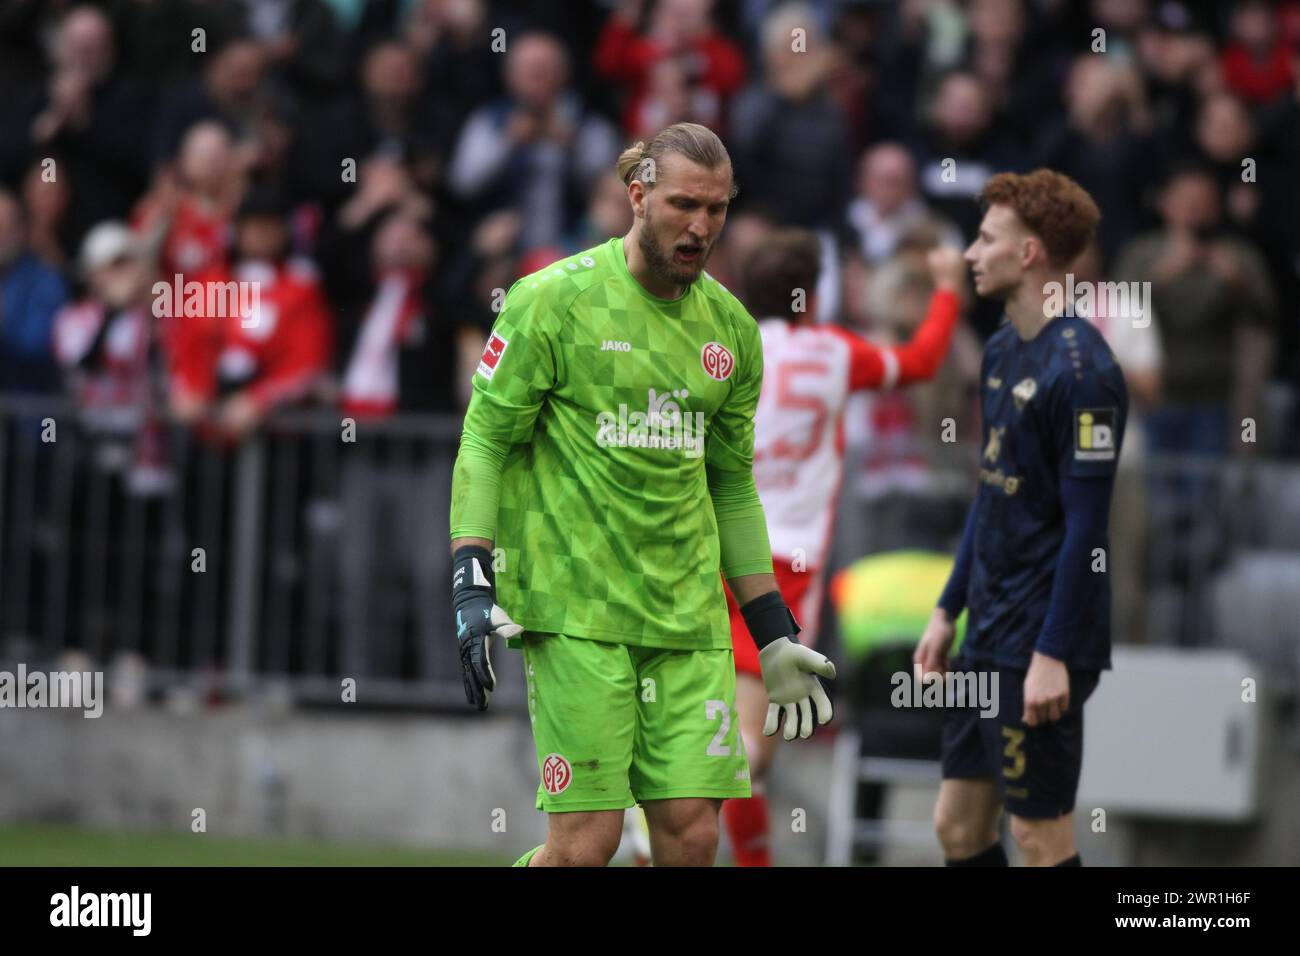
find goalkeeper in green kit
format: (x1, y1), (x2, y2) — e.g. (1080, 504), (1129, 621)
(449, 123), (836, 867)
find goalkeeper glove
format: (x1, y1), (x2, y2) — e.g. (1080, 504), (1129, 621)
(452, 545), (522, 711)
(741, 591), (836, 740)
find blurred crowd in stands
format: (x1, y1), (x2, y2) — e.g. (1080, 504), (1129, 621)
(0, 0), (1297, 467)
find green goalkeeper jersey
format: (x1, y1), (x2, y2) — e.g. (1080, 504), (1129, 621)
(450, 235), (773, 650)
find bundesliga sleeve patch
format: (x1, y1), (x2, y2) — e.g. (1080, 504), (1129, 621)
(477, 331), (509, 380)
(1075, 408), (1117, 460)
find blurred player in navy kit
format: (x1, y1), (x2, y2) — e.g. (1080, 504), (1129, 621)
(913, 170), (1128, 866)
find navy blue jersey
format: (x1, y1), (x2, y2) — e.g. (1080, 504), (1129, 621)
(960, 314), (1128, 670)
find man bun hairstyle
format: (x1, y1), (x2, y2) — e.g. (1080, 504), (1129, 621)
(616, 122), (738, 199)
(980, 169), (1101, 268)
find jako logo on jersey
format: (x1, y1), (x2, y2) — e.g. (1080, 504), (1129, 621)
(596, 388), (706, 457)
(701, 342), (734, 381)
(477, 332), (509, 380)
(542, 753), (572, 794)
(600, 340), (632, 351)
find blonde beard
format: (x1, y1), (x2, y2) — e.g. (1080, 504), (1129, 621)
(638, 205), (708, 290)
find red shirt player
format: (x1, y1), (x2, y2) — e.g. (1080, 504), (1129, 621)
(721, 229), (965, 867)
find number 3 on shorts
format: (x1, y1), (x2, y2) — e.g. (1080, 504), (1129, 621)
(705, 699), (731, 756)
(1001, 726), (1027, 780)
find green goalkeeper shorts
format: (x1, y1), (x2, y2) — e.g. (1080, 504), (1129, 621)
(521, 632), (752, 812)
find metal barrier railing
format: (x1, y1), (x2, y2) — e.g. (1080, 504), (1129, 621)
(0, 395), (503, 710)
(1, 395), (1297, 710)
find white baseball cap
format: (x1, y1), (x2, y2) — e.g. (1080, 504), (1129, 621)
(79, 221), (143, 273)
